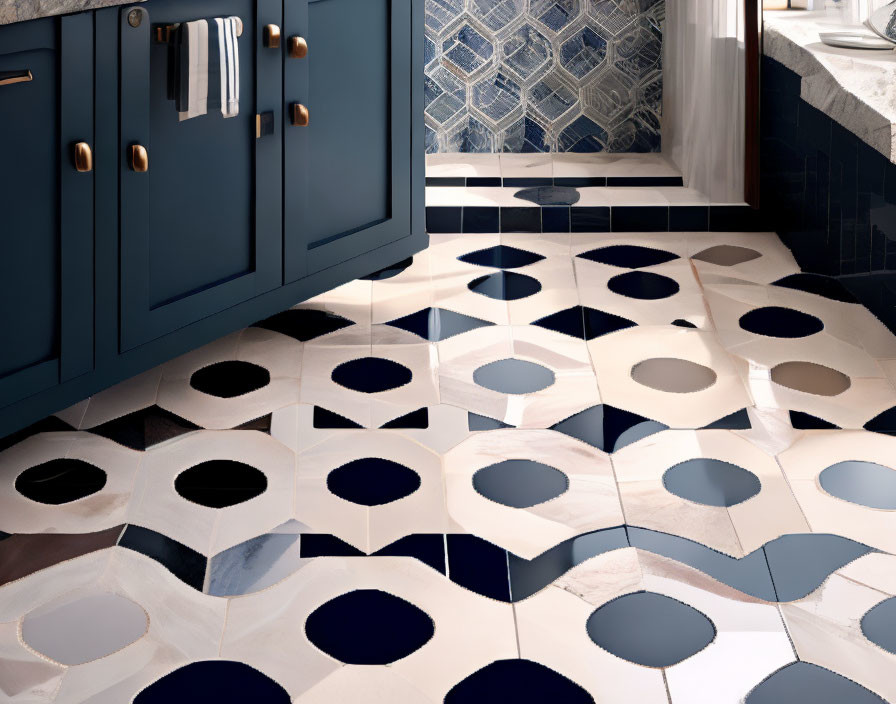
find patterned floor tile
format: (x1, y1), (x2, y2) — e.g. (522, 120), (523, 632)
(2, 227), (896, 702)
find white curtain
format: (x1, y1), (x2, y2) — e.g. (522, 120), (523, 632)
(663, 0), (746, 204)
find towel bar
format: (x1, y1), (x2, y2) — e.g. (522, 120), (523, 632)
(154, 17), (243, 44)
(0, 70), (33, 87)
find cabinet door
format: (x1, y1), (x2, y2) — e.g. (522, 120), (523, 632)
(283, 0), (413, 282)
(0, 15), (94, 409)
(119, 0), (282, 351)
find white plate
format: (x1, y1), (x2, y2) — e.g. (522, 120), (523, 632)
(819, 32), (894, 50)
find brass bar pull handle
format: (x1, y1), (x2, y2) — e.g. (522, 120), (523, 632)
(129, 144), (149, 173)
(288, 36), (308, 59)
(290, 103), (310, 127)
(73, 142), (93, 173)
(264, 24), (281, 48)
(0, 69), (33, 87)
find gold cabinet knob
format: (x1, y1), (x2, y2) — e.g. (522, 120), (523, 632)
(264, 24), (281, 49)
(129, 144), (149, 173)
(73, 141), (93, 173)
(288, 36), (308, 59)
(291, 103), (310, 127)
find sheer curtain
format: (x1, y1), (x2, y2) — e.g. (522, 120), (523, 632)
(663, 0), (746, 204)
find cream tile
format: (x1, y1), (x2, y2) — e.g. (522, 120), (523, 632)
(79, 368), (163, 430)
(0, 620), (64, 702)
(0, 434), (142, 535)
(438, 326), (601, 428)
(294, 666), (435, 704)
(221, 557), (517, 701)
(777, 431), (896, 554)
(588, 327), (753, 428)
(552, 152), (681, 179)
(295, 432), (448, 553)
(129, 430), (296, 555)
(426, 153), (501, 178)
(444, 429), (622, 559)
(500, 153), (552, 179)
(780, 567), (896, 702)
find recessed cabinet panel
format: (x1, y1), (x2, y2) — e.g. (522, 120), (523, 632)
(119, 0), (282, 351)
(0, 16), (94, 408)
(284, 0), (413, 281)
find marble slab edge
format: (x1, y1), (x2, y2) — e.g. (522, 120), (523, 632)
(763, 20), (896, 164)
(0, 0), (145, 26)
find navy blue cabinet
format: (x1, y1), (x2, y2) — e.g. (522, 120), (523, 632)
(0, 0), (425, 438)
(119, 1), (283, 351)
(0, 15), (94, 407)
(283, 0), (414, 281)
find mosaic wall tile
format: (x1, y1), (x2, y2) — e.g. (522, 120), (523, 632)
(424, 0), (665, 153)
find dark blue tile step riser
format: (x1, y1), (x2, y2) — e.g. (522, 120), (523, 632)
(426, 177), (685, 188)
(427, 206), (767, 234)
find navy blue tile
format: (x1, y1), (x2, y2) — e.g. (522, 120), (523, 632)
(554, 177), (606, 187)
(542, 206), (571, 233)
(500, 207), (542, 233)
(327, 458), (421, 507)
(790, 410), (839, 430)
(445, 660), (594, 704)
(669, 206), (709, 232)
(380, 407), (430, 429)
(861, 597), (896, 655)
(118, 525), (207, 591)
(305, 590), (434, 665)
(254, 308), (355, 341)
(762, 533), (874, 601)
(373, 535), (446, 573)
(550, 405), (667, 453)
(746, 662), (887, 704)
(459, 244), (545, 269)
(426, 207), (462, 234)
(332, 357), (412, 393)
(174, 460), (267, 509)
(386, 307), (493, 341)
(468, 412), (514, 431)
(611, 206), (669, 232)
(571, 207), (610, 233)
(15, 459), (106, 505)
(578, 244), (678, 268)
(628, 527), (777, 601)
(133, 661), (290, 704)
(663, 459), (761, 507)
(446, 534), (511, 601)
(300, 534), (365, 557)
(702, 409), (752, 430)
(709, 205), (766, 231)
(606, 176), (684, 187)
(0, 416), (75, 454)
(507, 527), (629, 601)
(503, 177), (554, 188)
(313, 406), (364, 429)
(467, 177), (502, 187)
(468, 271), (542, 300)
(426, 177), (466, 187)
(462, 206), (500, 233)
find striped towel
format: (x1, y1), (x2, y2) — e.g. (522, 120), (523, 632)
(174, 17), (240, 121)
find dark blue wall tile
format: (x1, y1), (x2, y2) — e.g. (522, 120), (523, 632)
(709, 206), (765, 232)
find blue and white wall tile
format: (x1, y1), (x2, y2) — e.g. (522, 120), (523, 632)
(424, 0), (665, 153)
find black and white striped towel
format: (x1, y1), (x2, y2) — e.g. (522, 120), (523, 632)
(174, 17), (240, 121)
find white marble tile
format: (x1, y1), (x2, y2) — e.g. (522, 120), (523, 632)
(444, 429), (622, 559)
(552, 153), (681, 179)
(220, 557), (517, 701)
(499, 153), (553, 179)
(777, 431), (896, 554)
(79, 368), (163, 430)
(129, 430), (296, 555)
(426, 153), (501, 178)
(0, 434), (142, 535)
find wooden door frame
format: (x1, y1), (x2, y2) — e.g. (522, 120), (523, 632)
(745, 0), (762, 208)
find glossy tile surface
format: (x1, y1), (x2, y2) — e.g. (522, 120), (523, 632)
(2, 227), (896, 703)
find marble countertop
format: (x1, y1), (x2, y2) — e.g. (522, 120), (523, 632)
(0, 0), (143, 26)
(764, 10), (896, 163)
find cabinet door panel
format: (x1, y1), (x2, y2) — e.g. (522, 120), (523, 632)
(119, 0), (282, 351)
(0, 15), (94, 408)
(284, 0), (413, 281)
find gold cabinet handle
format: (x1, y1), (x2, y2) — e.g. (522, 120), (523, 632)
(290, 103), (310, 127)
(129, 144), (149, 173)
(0, 69), (32, 86)
(73, 142), (93, 173)
(264, 24), (281, 49)
(288, 36), (308, 59)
